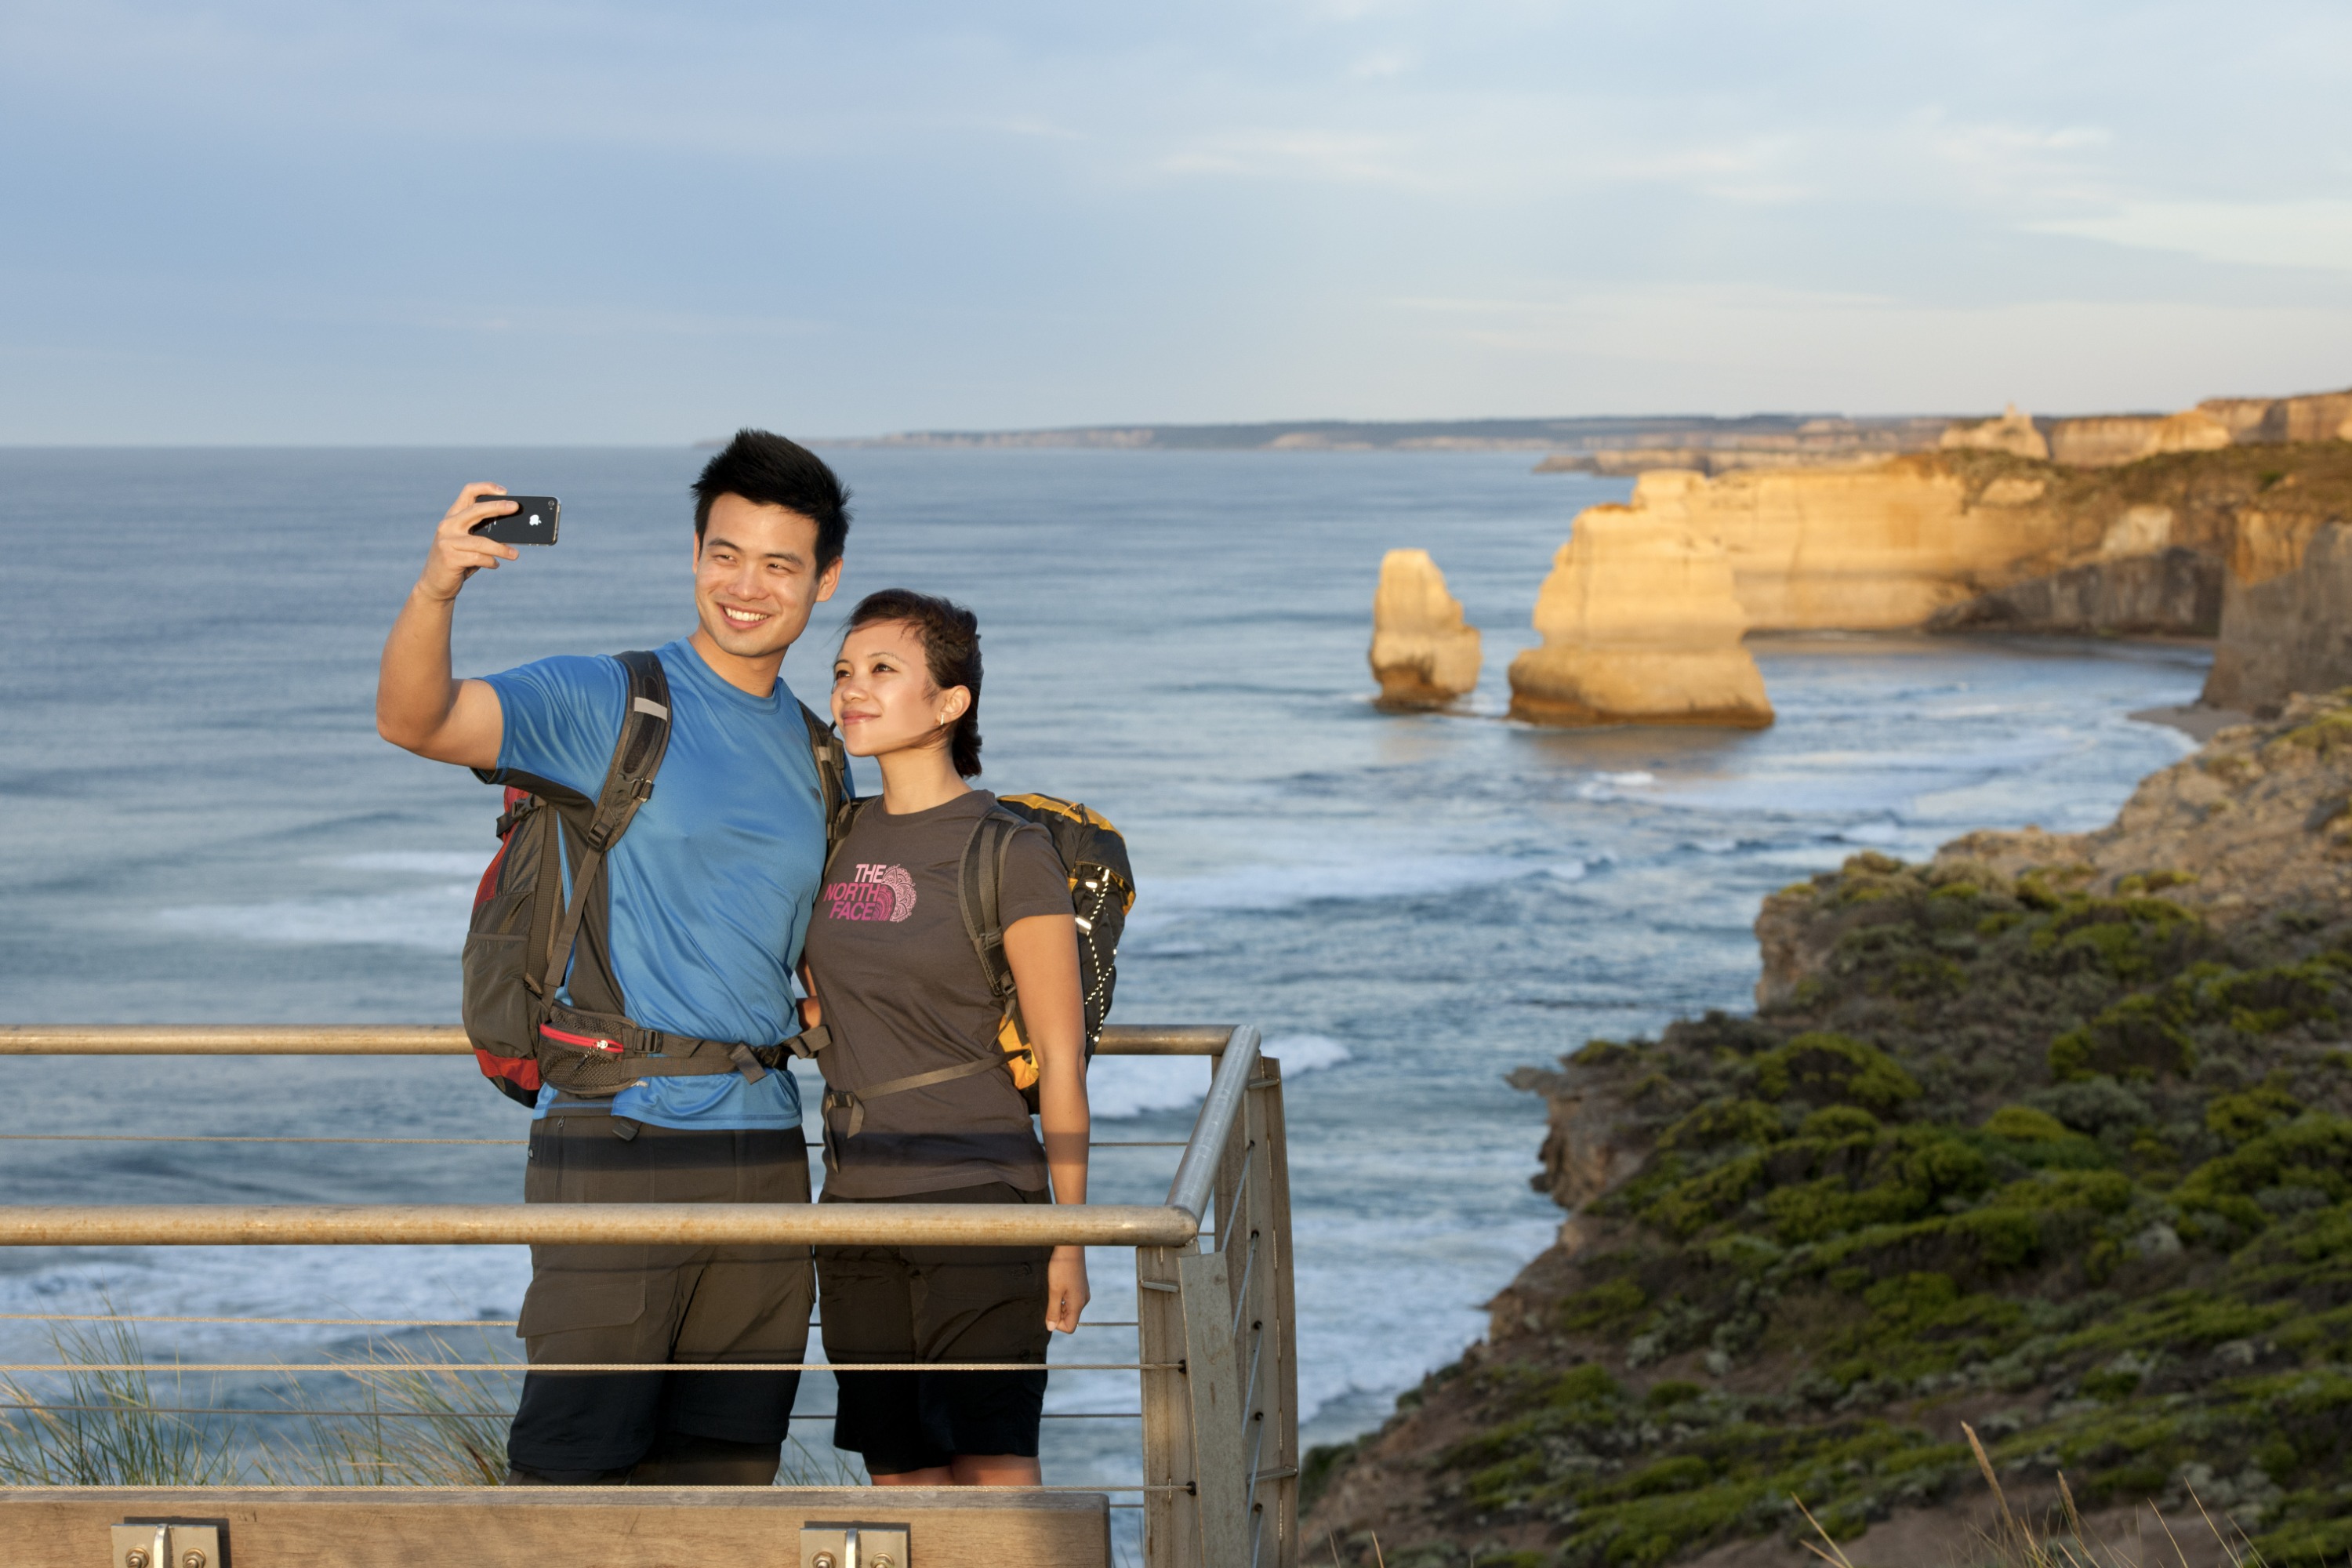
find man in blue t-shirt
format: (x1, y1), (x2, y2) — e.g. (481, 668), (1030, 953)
(376, 430), (848, 1486)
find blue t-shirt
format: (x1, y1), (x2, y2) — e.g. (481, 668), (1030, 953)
(483, 638), (826, 1131)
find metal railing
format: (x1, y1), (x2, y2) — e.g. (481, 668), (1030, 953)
(0, 1023), (1298, 1568)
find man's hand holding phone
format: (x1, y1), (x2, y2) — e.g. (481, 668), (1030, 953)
(419, 484), (524, 602)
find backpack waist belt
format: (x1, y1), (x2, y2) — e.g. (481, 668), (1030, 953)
(819, 1054), (1006, 1143)
(537, 1001), (829, 1096)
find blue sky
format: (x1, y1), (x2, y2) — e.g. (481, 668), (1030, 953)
(4, 1), (2348, 442)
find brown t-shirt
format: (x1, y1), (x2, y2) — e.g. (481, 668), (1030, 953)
(804, 790), (1073, 1198)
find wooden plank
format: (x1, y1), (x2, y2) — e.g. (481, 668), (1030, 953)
(1135, 1243), (1198, 1568)
(1179, 1247), (1249, 1568)
(0, 1203), (1195, 1249)
(0, 1486), (1109, 1568)
(1255, 1061), (1301, 1568)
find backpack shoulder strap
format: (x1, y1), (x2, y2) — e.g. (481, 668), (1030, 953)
(956, 806), (1026, 1010)
(587, 651), (673, 850)
(799, 700), (854, 855)
(538, 651), (673, 1001)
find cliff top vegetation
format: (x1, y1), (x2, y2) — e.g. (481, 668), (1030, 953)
(1307, 692), (2352, 1568)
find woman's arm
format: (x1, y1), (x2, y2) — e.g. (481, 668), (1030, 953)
(797, 962), (822, 1032)
(1004, 911), (1089, 1332)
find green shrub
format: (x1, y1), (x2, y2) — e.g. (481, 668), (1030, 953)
(1982, 1105), (2069, 1142)
(1755, 1033), (1920, 1113)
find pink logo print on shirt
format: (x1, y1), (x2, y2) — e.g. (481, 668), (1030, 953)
(822, 862), (918, 923)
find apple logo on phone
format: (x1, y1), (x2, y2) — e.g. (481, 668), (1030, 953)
(528, 514), (543, 528)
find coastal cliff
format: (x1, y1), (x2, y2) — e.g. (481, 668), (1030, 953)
(1507, 513), (1773, 729)
(2206, 528), (2352, 713)
(1573, 442), (2352, 644)
(2193, 441), (2352, 710)
(1305, 694), (2352, 1567)
(1608, 455), (2128, 632)
(1371, 550), (1483, 707)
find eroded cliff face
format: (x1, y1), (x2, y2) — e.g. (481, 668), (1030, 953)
(2205, 528), (2352, 711)
(1617, 456), (2115, 631)
(1506, 511), (1773, 728)
(2038, 389), (2352, 468)
(1599, 445), (2347, 643)
(2190, 442), (2352, 710)
(1369, 549), (1483, 708)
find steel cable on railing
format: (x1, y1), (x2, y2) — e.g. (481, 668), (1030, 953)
(0, 1134), (1186, 1148)
(0, 1402), (1143, 1421)
(0, 1312), (1141, 1328)
(0, 1360), (1176, 1374)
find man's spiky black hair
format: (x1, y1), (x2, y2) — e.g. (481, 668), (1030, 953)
(690, 429), (851, 568)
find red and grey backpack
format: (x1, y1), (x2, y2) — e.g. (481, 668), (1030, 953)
(461, 650), (850, 1106)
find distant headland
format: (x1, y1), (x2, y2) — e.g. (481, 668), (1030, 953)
(802, 412), (1955, 455)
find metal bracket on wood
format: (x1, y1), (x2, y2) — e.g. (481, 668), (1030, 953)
(111, 1520), (225, 1568)
(802, 1521), (910, 1568)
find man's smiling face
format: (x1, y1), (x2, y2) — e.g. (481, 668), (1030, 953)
(691, 492), (841, 668)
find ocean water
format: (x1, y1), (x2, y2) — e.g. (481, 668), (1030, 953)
(0, 447), (2206, 1488)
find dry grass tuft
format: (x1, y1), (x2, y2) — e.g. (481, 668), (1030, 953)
(1795, 1422), (2272, 1568)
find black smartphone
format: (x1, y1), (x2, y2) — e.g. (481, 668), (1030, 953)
(470, 495), (561, 545)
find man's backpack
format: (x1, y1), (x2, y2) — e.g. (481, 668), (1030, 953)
(461, 650), (849, 1106)
(971, 794), (1135, 1108)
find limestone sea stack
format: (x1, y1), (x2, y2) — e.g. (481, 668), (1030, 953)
(1367, 549), (1482, 708)
(1506, 510), (1773, 729)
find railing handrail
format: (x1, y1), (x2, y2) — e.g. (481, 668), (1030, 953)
(0, 1024), (1261, 1250)
(0, 1203), (1196, 1249)
(0, 1023), (1239, 1056)
(1166, 1025), (1260, 1222)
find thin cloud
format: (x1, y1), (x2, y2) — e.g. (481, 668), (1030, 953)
(2032, 199), (2352, 272)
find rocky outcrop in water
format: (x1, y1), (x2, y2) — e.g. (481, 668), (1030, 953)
(1306, 695), (2352, 1568)
(1506, 512), (1773, 729)
(1370, 550), (1483, 708)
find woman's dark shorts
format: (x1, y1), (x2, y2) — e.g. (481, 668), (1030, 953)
(816, 1182), (1050, 1475)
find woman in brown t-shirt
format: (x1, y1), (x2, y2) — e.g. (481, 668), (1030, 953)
(798, 587), (1091, 1486)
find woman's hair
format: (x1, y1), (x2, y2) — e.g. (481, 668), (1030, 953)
(841, 588), (984, 777)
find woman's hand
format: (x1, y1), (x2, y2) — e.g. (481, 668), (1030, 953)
(1046, 1244), (1091, 1333)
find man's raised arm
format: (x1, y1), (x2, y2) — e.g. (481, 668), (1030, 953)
(376, 483), (520, 770)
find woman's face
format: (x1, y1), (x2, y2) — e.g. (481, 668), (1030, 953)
(831, 619), (969, 760)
